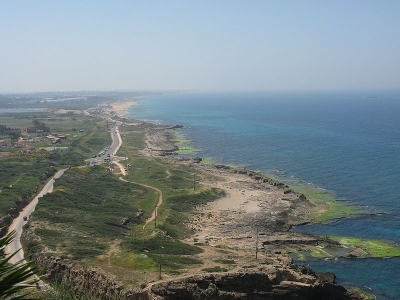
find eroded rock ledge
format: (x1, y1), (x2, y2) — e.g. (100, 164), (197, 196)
(149, 265), (361, 300)
(33, 252), (361, 300)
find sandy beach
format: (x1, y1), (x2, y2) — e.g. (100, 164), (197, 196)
(107, 99), (138, 117)
(178, 161), (328, 254)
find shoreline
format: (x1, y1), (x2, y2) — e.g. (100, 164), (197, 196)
(73, 99), (398, 299)
(0, 96), (391, 299)
(5, 101), (372, 299)
(104, 99), (139, 118)
(108, 100), (400, 261)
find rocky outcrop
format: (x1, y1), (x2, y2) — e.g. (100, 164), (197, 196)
(31, 252), (361, 300)
(149, 265), (361, 300)
(261, 233), (340, 247)
(166, 124), (184, 129)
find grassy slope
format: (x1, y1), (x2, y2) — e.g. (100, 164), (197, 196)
(20, 120), (226, 288)
(0, 112), (110, 221)
(32, 165), (155, 259)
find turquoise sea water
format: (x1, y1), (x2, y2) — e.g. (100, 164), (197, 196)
(127, 91), (400, 299)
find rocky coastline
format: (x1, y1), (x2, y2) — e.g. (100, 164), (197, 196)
(149, 266), (359, 300)
(19, 110), (366, 299)
(32, 252), (360, 300)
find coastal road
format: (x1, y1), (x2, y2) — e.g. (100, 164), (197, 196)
(3, 122), (122, 288)
(5, 169), (67, 264)
(110, 124), (123, 157)
(86, 123), (124, 165)
(6, 125), (121, 262)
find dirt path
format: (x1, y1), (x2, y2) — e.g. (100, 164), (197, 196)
(112, 161), (163, 229)
(120, 177), (163, 229)
(112, 161), (126, 176)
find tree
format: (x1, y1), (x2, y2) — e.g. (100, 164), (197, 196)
(8, 132), (21, 146)
(32, 120), (42, 129)
(32, 120), (46, 129)
(0, 230), (38, 299)
(0, 125), (7, 136)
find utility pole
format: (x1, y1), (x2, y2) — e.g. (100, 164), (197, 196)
(193, 173), (196, 191)
(154, 205), (157, 228)
(255, 225), (259, 259)
(159, 246), (164, 279)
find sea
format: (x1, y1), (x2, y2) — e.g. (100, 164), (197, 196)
(127, 90), (400, 299)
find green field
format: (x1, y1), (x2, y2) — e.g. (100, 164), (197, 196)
(0, 112), (111, 225)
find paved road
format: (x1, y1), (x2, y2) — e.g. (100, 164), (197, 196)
(87, 123), (124, 165)
(6, 123), (124, 264)
(110, 124), (123, 157)
(5, 169), (67, 264)
(3, 123), (123, 289)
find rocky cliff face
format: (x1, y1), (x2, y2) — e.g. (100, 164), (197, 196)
(33, 252), (361, 300)
(149, 265), (361, 300)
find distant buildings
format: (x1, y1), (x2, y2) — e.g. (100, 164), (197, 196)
(0, 123), (70, 148)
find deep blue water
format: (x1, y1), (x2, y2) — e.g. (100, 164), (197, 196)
(128, 91), (400, 299)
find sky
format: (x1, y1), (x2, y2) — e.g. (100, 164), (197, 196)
(1, 1), (399, 93)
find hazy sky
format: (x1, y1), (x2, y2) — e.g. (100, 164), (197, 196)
(1, 1), (399, 93)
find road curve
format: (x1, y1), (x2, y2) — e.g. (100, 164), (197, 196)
(111, 127), (163, 229)
(3, 123), (122, 289)
(4, 125), (123, 262)
(107, 124), (121, 157)
(5, 169), (67, 264)
(119, 177), (163, 229)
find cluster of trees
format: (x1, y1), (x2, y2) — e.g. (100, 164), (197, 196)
(31, 120), (47, 129)
(0, 120), (50, 146)
(0, 125), (21, 137)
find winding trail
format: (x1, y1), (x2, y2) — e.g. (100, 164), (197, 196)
(112, 161), (164, 230)
(111, 126), (164, 229)
(5, 121), (164, 293)
(121, 177), (163, 229)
